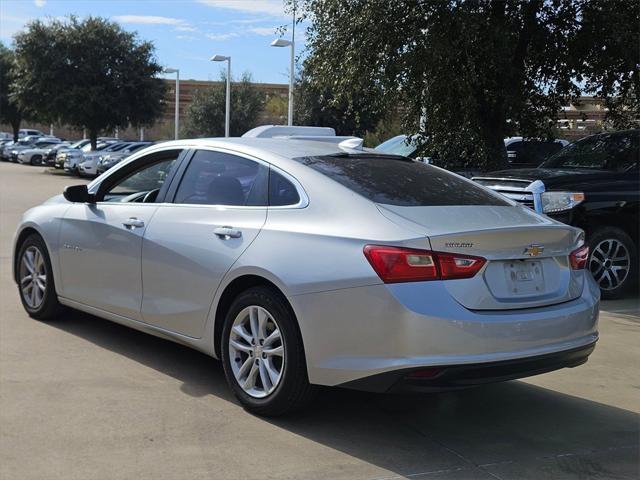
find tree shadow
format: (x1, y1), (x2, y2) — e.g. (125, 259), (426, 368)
(49, 308), (639, 479)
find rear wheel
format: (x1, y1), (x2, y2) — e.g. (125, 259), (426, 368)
(221, 286), (316, 416)
(30, 155), (43, 166)
(16, 234), (62, 320)
(588, 227), (636, 299)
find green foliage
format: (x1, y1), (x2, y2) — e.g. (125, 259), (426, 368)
(182, 72), (265, 137)
(291, 0), (639, 171)
(12, 16), (166, 148)
(0, 44), (29, 140)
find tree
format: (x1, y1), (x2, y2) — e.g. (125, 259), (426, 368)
(292, 0), (639, 171)
(0, 44), (30, 141)
(11, 16), (166, 148)
(573, 0), (639, 129)
(182, 72), (265, 137)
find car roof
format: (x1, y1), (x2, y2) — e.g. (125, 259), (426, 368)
(154, 137), (353, 161)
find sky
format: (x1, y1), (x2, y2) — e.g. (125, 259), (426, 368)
(0, 0), (302, 84)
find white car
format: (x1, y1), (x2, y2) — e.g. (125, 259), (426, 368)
(17, 139), (63, 165)
(78, 142), (133, 177)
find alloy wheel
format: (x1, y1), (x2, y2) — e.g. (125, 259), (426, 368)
(228, 305), (285, 398)
(589, 239), (630, 291)
(20, 246), (47, 309)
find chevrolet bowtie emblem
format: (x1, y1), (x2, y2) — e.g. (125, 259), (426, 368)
(524, 244), (544, 256)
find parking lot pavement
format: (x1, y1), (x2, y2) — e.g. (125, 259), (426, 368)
(1, 161), (638, 480)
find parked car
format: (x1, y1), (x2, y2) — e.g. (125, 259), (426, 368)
(10, 138), (61, 162)
(17, 139), (65, 165)
(18, 128), (44, 138)
(13, 138), (599, 416)
(375, 135), (568, 175)
(473, 129), (639, 299)
(0, 140), (18, 161)
(43, 142), (74, 166)
(78, 142), (134, 177)
(60, 140), (118, 173)
(95, 142), (153, 174)
(504, 137), (569, 168)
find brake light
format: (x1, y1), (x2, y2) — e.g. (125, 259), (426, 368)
(569, 245), (589, 270)
(363, 245), (486, 283)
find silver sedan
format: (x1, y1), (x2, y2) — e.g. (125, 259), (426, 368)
(12, 138), (599, 415)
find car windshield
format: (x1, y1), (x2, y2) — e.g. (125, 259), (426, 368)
(375, 135), (418, 158)
(540, 131), (639, 171)
(295, 154), (509, 207)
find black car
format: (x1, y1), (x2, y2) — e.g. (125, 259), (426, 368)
(474, 130), (639, 299)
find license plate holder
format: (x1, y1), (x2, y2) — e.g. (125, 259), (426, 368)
(504, 260), (544, 295)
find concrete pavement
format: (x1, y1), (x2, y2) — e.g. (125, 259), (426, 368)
(1, 161), (638, 480)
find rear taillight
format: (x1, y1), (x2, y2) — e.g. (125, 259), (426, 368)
(569, 245), (589, 270)
(363, 245), (486, 283)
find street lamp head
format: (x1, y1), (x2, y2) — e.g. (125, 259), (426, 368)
(271, 38), (292, 47)
(164, 67), (178, 74)
(210, 54), (230, 62)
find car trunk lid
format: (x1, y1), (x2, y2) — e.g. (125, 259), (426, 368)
(378, 205), (585, 310)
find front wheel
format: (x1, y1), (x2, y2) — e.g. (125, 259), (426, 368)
(16, 234), (62, 320)
(588, 227), (637, 300)
(221, 286), (316, 416)
(30, 155), (43, 166)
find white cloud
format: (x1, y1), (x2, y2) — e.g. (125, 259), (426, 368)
(248, 26), (276, 36)
(113, 15), (196, 32)
(205, 32), (239, 41)
(196, 0), (286, 17)
(34, 0), (46, 7)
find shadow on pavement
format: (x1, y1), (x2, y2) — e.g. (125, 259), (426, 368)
(50, 308), (639, 479)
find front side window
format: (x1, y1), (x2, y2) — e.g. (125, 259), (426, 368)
(296, 154), (510, 207)
(174, 150), (268, 206)
(102, 153), (180, 202)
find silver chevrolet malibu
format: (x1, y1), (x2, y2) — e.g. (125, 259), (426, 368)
(13, 138), (599, 415)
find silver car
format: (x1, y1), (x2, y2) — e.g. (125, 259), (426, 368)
(12, 138), (599, 415)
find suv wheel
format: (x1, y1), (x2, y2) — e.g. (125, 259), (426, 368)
(588, 227), (637, 299)
(221, 286), (316, 416)
(17, 234), (62, 320)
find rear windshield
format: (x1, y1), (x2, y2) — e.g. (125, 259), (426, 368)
(295, 154), (510, 207)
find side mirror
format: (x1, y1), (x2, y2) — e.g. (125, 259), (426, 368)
(63, 184), (95, 203)
(415, 156), (432, 164)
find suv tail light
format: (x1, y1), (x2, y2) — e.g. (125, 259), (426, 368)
(363, 245), (486, 283)
(569, 245), (589, 270)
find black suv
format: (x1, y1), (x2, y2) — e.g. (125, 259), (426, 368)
(474, 130), (639, 299)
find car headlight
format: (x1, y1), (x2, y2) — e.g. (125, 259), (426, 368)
(541, 192), (585, 213)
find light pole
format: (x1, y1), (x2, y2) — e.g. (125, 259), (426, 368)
(271, 3), (296, 126)
(164, 68), (180, 139)
(210, 55), (231, 137)
(270, 38), (294, 126)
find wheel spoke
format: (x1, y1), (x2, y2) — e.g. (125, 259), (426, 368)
(229, 338), (252, 354)
(258, 360), (272, 392)
(20, 275), (32, 286)
(263, 345), (283, 357)
(263, 328), (281, 347)
(231, 325), (253, 345)
(249, 307), (260, 339)
(22, 251), (35, 274)
(242, 362), (259, 390)
(263, 358), (280, 385)
(237, 356), (253, 379)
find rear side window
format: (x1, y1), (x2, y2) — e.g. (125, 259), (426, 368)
(295, 155), (509, 207)
(174, 150), (268, 206)
(269, 169), (300, 206)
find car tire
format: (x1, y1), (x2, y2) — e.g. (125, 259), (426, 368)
(588, 227), (637, 300)
(221, 286), (316, 416)
(30, 155), (43, 166)
(16, 234), (62, 320)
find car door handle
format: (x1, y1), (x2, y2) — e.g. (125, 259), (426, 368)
(122, 217), (145, 229)
(214, 226), (242, 239)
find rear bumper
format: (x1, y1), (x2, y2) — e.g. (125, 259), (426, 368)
(291, 273), (599, 387)
(339, 341), (596, 393)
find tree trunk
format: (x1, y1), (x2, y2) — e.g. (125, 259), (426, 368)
(89, 129), (98, 150)
(10, 118), (21, 142)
